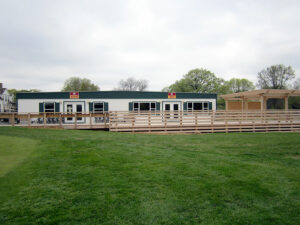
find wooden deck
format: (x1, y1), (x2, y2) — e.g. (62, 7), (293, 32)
(0, 113), (109, 130)
(109, 110), (300, 133)
(1, 110), (300, 133)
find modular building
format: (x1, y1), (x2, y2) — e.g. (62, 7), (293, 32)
(16, 91), (217, 124)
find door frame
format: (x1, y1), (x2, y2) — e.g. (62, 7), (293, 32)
(162, 101), (182, 111)
(162, 101), (182, 121)
(63, 101), (86, 124)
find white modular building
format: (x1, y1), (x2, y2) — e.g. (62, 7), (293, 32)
(17, 91), (217, 112)
(16, 91), (217, 124)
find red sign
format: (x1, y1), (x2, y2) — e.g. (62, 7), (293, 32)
(70, 92), (79, 99)
(168, 92), (176, 99)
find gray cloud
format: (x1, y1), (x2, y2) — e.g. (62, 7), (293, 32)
(0, 0), (299, 91)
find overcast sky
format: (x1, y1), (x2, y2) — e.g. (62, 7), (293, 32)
(0, 0), (299, 91)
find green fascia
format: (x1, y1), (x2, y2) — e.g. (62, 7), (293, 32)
(16, 91), (217, 100)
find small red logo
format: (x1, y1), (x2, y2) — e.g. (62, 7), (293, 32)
(70, 92), (79, 99)
(168, 92), (176, 99)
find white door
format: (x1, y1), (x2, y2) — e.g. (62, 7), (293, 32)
(163, 101), (181, 120)
(64, 102), (85, 123)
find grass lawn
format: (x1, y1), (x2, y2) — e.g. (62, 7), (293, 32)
(0, 127), (299, 225)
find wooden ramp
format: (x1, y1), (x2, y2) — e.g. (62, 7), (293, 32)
(109, 110), (300, 133)
(1, 110), (300, 134)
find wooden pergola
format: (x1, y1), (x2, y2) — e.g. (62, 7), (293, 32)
(221, 89), (300, 111)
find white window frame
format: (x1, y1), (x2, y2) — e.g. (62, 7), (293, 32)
(44, 102), (55, 113)
(133, 102), (156, 111)
(93, 101), (104, 113)
(187, 101), (210, 111)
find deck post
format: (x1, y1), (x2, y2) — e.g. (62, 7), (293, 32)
(89, 113), (92, 128)
(225, 111), (228, 133)
(59, 113), (62, 128)
(164, 111), (167, 132)
(148, 111), (151, 132)
(131, 112), (135, 133)
(75, 113), (78, 129)
(43, 113), (46, 128)
(11, 113), (15, 126)
(180, 111), (183, 131)
(290, 111), (294, 131)
(27, 113), (31, 127)
(211, 111), (214, 133)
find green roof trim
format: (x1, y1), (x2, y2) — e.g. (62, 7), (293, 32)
(16, 91), (217, 100)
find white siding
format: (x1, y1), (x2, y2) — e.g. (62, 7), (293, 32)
(17, 98), (217, 113)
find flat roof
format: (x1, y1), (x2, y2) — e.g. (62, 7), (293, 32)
(221, 89), (300, 100)
(16, 91), (217, 100)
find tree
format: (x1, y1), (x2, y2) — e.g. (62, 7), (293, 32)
(115, 77), (148, 91)
(257, 64), (295, 89)
(163, 68), (226, 94)
(225, 78), (255, 93)
(294, 77), (300, 90)
(61, 77), (99, 91)
(8, 89), (41, 103)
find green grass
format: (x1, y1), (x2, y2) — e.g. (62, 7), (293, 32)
(0, 127), (299, 225)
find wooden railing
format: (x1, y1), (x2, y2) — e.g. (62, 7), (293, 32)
(0, 112), (109, 129)
(1, 110), (300, 133)
(109, 110), (300, 133)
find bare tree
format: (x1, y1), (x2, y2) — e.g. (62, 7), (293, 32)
(294, 77), (300, 90)
(136, 79), (148, 91)
(115, 77), (148, 91)
(257, 64), (295, 89)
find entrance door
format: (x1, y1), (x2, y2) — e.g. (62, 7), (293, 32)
(64, 102), (85, 123)
(163, 101), (181, 120)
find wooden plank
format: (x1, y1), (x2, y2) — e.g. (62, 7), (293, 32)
(27, 113), (31, 127)
(43, 113), (46, 128)
(11, 113), (15, 126)
(75, 113), (78, 129)
(59, 113), (63, 128)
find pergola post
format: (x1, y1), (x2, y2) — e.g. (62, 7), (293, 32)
(241, 99), (244, 112)
(221, 89), (300, 112)
(260, 95), (264, 111)
(284, 96), (289, 110)
(263, 96), (267, 110)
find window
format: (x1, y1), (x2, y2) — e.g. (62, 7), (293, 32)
(67, 104), (73, 121)
(44, 102), (55, 112)
(134, 103), (139, 111)
(77, 104), (83, 120)
(194, 103), (202, 110)
(133, 102), (156, 111)
(140, 103), (150, 111)
(187, 102), (210, 111)
(165, 104), (170, 111)
(93, 102), (104, 112)
(151, 103), (156, 109)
